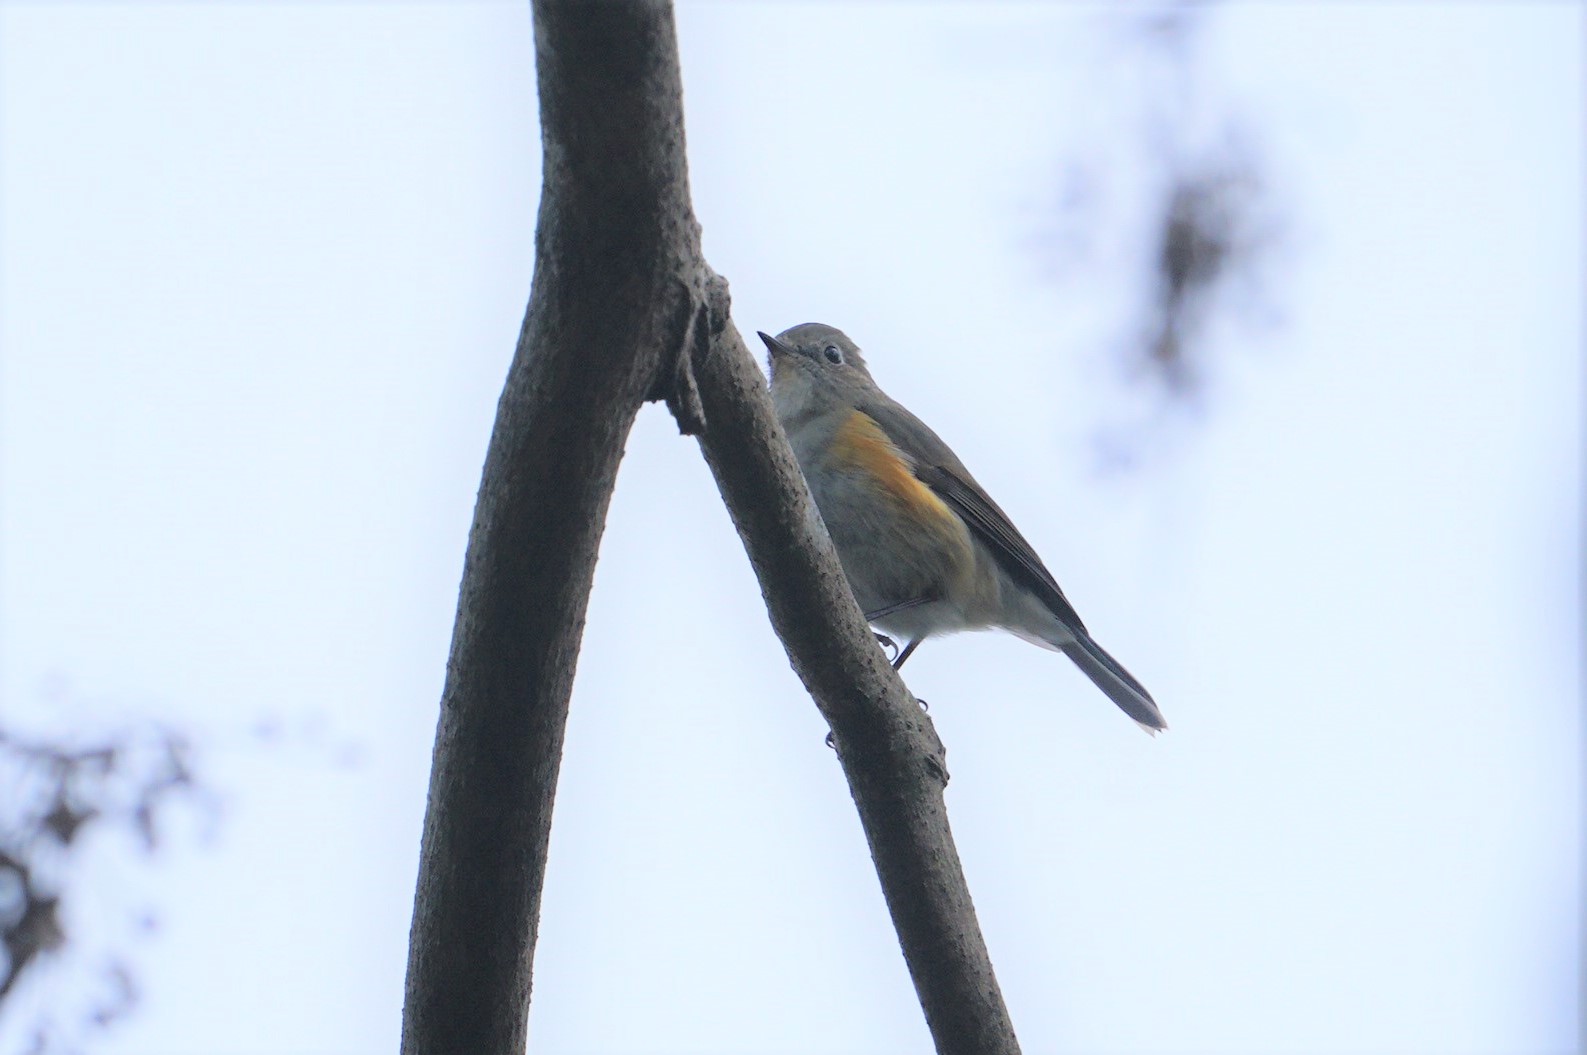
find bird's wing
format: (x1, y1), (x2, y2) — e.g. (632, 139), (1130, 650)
(859, 396), (1088, 635)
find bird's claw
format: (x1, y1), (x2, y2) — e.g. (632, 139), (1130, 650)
(874, 632), (899, 663)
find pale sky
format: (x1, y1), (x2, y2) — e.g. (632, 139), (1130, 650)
(0, 4), (1580, 1054)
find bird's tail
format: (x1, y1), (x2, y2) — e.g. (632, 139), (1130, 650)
(1059, 632), (1168, 736)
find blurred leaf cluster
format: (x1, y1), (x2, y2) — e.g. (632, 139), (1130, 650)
(0, 722), (213, 1053)
(1038, 4), (1287, 468)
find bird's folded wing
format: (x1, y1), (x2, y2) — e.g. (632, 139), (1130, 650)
(914, 463), (1088, 636)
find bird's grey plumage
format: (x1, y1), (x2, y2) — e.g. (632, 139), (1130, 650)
(761, 323), (1166, 734)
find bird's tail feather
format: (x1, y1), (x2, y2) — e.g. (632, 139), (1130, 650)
(1060, 633), (1168, 735)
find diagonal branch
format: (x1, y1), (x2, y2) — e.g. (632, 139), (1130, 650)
(688, 292), (1020, 1055)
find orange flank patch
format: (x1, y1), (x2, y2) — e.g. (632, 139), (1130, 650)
(831, 410), (958, 526)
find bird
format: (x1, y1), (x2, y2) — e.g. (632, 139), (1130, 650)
(758, 323), (1166, 734)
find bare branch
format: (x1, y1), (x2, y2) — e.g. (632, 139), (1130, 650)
(689, 305), (1020, 1055)
(402, 5), (1020, 1053)
(401, 2), (705, 1052)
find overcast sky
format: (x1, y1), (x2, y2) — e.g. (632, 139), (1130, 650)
(1, 3), (1580, 1054)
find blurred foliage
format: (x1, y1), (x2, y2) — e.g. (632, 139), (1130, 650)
(1131, 5), (1280, 402)
(0, 721), (216, 1054)
(1039, 3), (1286, 469)
(1143, 140), (1272, 399)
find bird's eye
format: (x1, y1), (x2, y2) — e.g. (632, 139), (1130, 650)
(823, 345), (843, 365)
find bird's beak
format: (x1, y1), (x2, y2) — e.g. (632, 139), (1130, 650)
(757, 331), (794, 358)
(757, 331), (796, 377)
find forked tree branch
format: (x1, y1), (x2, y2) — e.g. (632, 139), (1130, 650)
(401, 3), (1017, 1053)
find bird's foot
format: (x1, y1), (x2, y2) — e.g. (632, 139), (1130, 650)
(873, 632), (899, 664)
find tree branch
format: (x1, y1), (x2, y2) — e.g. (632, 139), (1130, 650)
(401, 3), (702, 1053)
(402, 3), (1019, 1053)
(690, 298), (1020, 1055)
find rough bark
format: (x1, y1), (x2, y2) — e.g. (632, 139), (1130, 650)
(400, 3), (703, 1053)
(402, 3), (1019, 1053)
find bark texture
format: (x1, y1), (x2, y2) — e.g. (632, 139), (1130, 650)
(401, 4), (703, 1053)
(402, 3), (1019, 1053)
